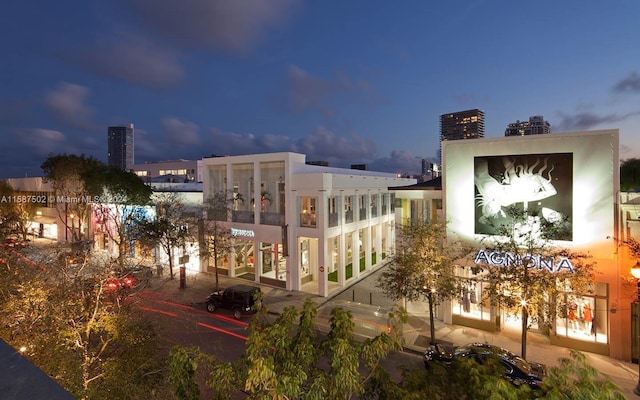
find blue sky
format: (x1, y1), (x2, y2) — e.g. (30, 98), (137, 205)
(2, 0), (639, 179)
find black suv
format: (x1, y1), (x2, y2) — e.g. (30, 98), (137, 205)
(206, 284), (261, 319)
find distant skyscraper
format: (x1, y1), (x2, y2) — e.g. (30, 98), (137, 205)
(439, 109), (485, 162)
(440, 109), (485, 141)
(504, 115), (551, 136)
(108, 124), (134, 171)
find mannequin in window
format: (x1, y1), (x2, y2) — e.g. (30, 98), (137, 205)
(583, 302), (593, 335)
(568, 301), (578, 332)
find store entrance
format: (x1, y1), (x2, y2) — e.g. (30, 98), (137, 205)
(234, 241), (255, 281)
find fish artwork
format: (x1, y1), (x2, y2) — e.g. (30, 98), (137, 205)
(475, 157), (558, 224)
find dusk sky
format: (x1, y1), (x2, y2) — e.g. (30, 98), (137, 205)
(2, 1), (639, 179)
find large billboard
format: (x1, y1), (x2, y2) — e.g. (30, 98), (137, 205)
(444, 129), (619, 252)
(474, 153), (573, 240)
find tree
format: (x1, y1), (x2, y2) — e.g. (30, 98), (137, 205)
(621, 158), (640, 191)
(0, 180), (19, 240)
(138, 192), (196, 279)
(41, 154), (103, 242)
(169, 298), (406, 400)
(475, 205), (596, 360)
(0, 245), (167, 399)
(542, 350), (626, 399)
(202, 190), (236, 292)
(377, 219), (469, 345)
(82, 164), (153, 267)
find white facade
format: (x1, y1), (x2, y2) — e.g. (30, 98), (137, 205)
(201, 152), (415, 297)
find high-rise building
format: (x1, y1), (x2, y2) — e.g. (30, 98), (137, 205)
(440, 109), (485, 141)
(107, 124), (134, 171)
(439, 109), (485, 162)
(504, 115), (551, 136)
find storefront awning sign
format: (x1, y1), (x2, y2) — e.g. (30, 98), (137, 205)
(230, 228), (255, 238)
(474, 249), (575, 273)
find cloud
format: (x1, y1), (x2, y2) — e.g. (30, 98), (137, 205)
(120, 0), (298, 54)
(65, 31), (184, 90)
(369, 150), (422, 175)
(284, 65), (387, 116)
(613, 72), (640, 94)
(43, 83), (97, 131)
(554, 110), (640, 131)
(205, 128), (291, 156)
(163, 117), (201, 146)
(291, 126), (376, 165)
(19, 128), (66, 156)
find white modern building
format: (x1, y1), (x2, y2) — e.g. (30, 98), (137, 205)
(201, 152), (415, 297)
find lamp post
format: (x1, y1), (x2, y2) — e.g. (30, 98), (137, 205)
(631, 262), (640, 396)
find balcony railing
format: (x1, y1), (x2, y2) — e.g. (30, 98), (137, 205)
(232, 211), (254, 223)
(260, 212), (285, 226)
(328, 213), (339, 227)
(345, 210), (353, 224)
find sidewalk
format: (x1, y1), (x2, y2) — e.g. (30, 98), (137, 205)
(151, 268), (639, 399)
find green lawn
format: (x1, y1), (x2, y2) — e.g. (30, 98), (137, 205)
(328, 254), (376, 282)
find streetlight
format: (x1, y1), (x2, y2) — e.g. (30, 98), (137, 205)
(630, 262), (640, 396)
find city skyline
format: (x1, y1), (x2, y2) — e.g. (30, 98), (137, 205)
(1, 1), (639, 179)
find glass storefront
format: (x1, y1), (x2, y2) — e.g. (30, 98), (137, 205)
(555, 284), (608, 344)
(454, 266), (609, 348)
(259, 242), (286, 281)
(453, 277), (492, 323)
(233, 241), (254, 278)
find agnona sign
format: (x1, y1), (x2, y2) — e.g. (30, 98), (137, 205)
(474, 249), (574, 273)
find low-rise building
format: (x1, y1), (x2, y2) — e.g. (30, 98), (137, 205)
(201, 152), (415, 297)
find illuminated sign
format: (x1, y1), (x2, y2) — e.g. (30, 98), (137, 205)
(474, 249), (574, 273)
(230, 228), (255, 238)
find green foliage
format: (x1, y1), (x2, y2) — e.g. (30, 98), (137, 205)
(168, 346), (201, 400)
(378, 218), (469, 344)
(542, 350), (626, 399)
(137, 192), (195, 279)
(41, 154), (104, 241)
(0, 247), (167, 398)
(202, 191), (236, 291)
(621, 158), (640, 191)
(82, 164), (153, 206)
(170, 298), (405, 399)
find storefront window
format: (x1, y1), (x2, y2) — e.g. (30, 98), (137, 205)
(261, 243), (274, 274)
(328, 236), (339, 274)
(556, 283), (608, 344)
(300, 240), (310, 277)
(453, 278), (492, 322)
(233, 241), (254, 277)
(345, 233), (353, 265)
(454, 266), (492, 322)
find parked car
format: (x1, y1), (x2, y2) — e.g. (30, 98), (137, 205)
(206, 284), (261, 320)
(423, 342), (546, 389)
(112, 265), (153, 289)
